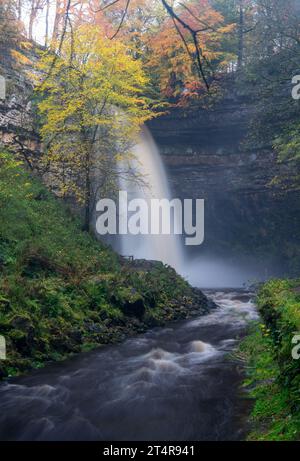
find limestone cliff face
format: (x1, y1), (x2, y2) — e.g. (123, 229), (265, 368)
(0, 46), (40, 165)
(148, 101), (300, 274)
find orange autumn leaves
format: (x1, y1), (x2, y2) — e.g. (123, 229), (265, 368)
(88, 0), (235, 103)
(146, 0), (235, 102)
(48, 0), (236, 105)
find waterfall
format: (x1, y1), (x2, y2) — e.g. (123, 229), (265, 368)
(119, 127), (183, 271)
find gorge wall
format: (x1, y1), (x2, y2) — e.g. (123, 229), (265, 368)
(149, 97), (300, 277)
(0, 48), (39, 171)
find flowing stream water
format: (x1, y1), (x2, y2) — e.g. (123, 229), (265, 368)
(0, 290), (258, 441)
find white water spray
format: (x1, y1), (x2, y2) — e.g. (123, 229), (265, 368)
(120, 127), (183, 271)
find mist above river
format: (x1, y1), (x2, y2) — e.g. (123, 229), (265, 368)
(181, 255), (282, 289)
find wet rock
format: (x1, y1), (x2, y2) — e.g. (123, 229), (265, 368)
(122, 297), (145, 319)
(69, 329), (83, 343)
(84, 322), (104, 334)
(100, 311), (108, 321)
(207, 299), (218, 310)
(115, 287), (146, 319)
(233, 294), (251, 302)
(0, 296), (10, 313)
(102, 318), (112, 327)
(11, 315), (34, 337)
(0, 363), (6, 379)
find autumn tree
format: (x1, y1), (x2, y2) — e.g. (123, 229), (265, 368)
(35, 25), (153, 231)
(12, 0), (234, 101)
(0, 0), (28, 69)
(142, 0), (234, 102)
(0, 1), (20, 50)
(27, 0), (47, 40)
(61, 0), (232, 100)
(52, 0), (71, 41)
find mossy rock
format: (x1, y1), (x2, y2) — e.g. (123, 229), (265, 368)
(122, 297), (145, 318)
(0, 295), (10, 312)
(113, 287), (146, 318)
(8, 331), (33, 354)
(10, 313), (35, 335)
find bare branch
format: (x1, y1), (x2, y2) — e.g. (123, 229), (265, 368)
(109, 0), (131, 40)
(38, 0), (72, 87)
(178, 2), (218, 32)
(171, 16), (193, 61)
(87, 0), (211, 89)
(161, 0), (210, 90)
(90, 0), (121, 14)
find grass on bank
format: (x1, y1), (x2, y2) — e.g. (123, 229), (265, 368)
(0, 151), (205, 379)
(239, 279), (300, 441)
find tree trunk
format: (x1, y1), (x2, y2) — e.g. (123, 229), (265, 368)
(28, 6), (35, 40)
(237, 0), (244, 71)
(82, 133), (92, 232)
(52, 0), (69, 43)
(84, 163), (91, 232)
(52, 0), (62, 42)
(45, 0), (50, 46)
(17, 0), (22, 21)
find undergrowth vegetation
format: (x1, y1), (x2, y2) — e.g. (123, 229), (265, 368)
(0, 151), (207, 379)
(239, 280), (300, 441)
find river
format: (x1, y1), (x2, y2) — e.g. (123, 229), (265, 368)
(0, 290), (258, 441)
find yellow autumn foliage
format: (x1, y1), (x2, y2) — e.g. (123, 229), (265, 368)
(34, 25), (154, 228)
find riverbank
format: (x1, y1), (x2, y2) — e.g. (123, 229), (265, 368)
(0, 151), (210, 380)
(238, 280), (300, 441)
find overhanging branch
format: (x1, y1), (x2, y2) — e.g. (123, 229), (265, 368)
(160, 0), (210, 90)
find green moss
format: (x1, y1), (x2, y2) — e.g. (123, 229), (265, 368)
(257, 279), (300, 407)
(238, 279), (300, 441)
